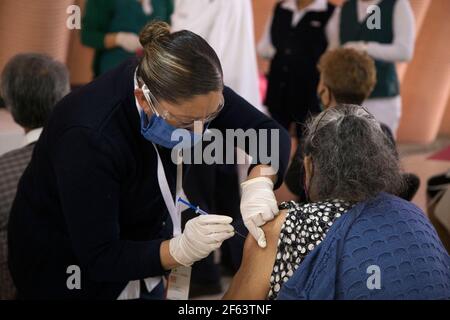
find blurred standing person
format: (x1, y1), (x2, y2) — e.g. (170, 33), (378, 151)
(171, 0), (263, 295)
(258, 0), (335, 137)
(171, 0), (261, 111)
(326, 0), (415, 136)
(82, 0), (173, 77)
(0, 53), (70, 299)
(283, 48), (420, 203)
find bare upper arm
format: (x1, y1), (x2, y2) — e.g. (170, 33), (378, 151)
(223, 210), (287, 300)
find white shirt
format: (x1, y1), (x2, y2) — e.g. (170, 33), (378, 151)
(23, 127), (43, 146)
(326, 0), (415, 62)
(140, 0), (153, 15)
(172, 0), (262, 111)
(257, 0), (329, 60)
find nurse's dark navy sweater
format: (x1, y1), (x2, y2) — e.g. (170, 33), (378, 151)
(8, 59), (290, 299)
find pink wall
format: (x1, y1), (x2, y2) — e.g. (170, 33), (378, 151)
(397, 0), (450, 143)
(0, 0), (74, 70)
(0, 0), (448, 143)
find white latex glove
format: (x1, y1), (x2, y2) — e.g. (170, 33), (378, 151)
(169, 215), (234, 267)
(240, 177), (279, 248)
(343, 41), (368, 52)
(116, 32), (142, 53)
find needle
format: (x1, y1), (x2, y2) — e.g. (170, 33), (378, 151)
(177, 197), (246, 239)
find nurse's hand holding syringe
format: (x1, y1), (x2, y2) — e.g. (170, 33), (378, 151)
(167, 198), (240, 267)
(177, 198), (246, 239)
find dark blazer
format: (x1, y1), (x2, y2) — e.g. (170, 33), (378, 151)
(0, 143), (35, 299)
(265, 2), (335, 125)
(8, 58), (290, 299)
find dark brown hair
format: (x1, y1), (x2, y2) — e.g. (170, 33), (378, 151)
(318, 48), (376, 105)
(137, 21), (223, 104)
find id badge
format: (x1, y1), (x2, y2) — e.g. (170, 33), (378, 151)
(166, 266), (192, 300)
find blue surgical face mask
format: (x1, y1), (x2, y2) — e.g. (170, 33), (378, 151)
(140, 110), (206, 149)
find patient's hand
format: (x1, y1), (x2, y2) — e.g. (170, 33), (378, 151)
(223, 210), (287, 300)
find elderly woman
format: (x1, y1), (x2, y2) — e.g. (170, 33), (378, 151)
(225, 105), (450, 300)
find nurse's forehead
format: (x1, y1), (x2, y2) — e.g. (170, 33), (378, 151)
(161, 91), (223, 115)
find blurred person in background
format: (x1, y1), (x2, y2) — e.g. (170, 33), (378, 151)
(258, 0), (335, 138)
(0, 53), (70, 299)
(171, 0), (263, 296)
(81, 0), (173, 77)
(284, 48), (419, 203)
(172, 0), (261, 110)
(427, 171), (450, 253)
(326, 0), (415, 136)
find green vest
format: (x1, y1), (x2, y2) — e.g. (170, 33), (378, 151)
(97, 0), (173, 76)
(340, 0), (400, 98)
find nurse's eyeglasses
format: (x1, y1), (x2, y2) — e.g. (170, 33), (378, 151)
(139, 79), (225, 130)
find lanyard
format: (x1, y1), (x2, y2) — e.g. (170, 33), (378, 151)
(151, 145), (195, 301)
(118, 144), (182, 300)
(152, 143), (183, 236)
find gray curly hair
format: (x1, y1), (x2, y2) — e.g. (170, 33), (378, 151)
(303, 104), (404, 202)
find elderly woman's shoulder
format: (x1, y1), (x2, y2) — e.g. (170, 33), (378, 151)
(338, 193), (450, 299)
(358, 192), (428, 223)
(345, 192), (447, 258)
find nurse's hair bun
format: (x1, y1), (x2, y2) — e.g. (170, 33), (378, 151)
(137, 21), (223, 105)
(139, 21), (171, 47)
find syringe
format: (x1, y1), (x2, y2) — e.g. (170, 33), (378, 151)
(177, 197), (246, 239)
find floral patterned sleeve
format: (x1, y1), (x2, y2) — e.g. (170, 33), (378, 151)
(268, 199), (353, 300)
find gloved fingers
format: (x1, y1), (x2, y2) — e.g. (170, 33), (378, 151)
(246, 212), (266, 227)
(244, 220), (267, 248)
(187, 225), (233, 246)
(269, 199), (280, 216)
(240, 176), (274, 190)
(182, 237), (210, 258)
(196, 214), (233, 225)
(184, 232), (231, 260)
(188, 227), (234, 245)
(259, 205), (275, 222)
(169, 236), (194, 266)
(207, 230), (235, 243)
(199, 223), (235, 235)
(187, 225), (215, 245)
(242, 201), (276, 220)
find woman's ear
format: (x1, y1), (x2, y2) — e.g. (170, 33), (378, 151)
(304, 155), (313, 190)
(318, 78), (331, 109)
(134, 89), (152, 115)
(321, 87), (333, 109)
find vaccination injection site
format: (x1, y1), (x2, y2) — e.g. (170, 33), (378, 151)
(0, 0), (449, 314)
